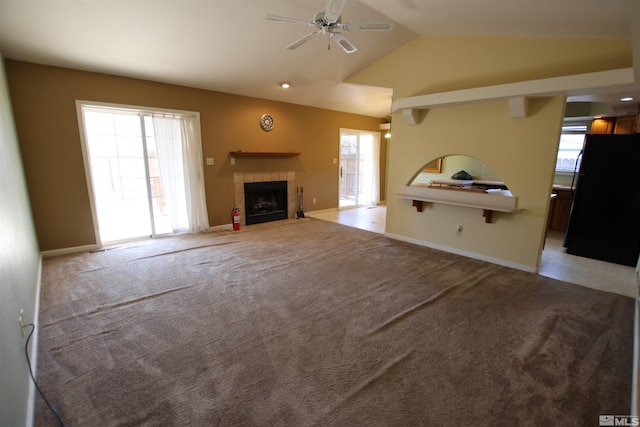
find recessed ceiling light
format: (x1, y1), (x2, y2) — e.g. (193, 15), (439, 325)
(621, 97), (633, 102)
(280, 82), (291, 89)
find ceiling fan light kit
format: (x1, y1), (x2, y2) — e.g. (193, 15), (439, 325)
(265, 0), (394, 54)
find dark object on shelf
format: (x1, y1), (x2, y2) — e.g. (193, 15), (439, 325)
(564, 133), (640, 266)
(451, 170), (473, 180)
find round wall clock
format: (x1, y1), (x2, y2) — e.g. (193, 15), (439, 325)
(260, 114), (274, 131)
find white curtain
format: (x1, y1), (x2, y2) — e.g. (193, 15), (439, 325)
(180, 116), (209, 232)
(153, 114), (209, 233)
(359, 133), (380, 206)
(371, 133), (381, 205)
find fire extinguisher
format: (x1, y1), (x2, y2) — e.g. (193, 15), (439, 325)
(232, 208), (240, 231)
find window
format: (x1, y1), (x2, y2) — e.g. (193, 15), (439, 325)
(556, 124), (587, 172)
(77, 101), (208, 245)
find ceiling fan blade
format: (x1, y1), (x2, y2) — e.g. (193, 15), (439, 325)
(324, 0), (347, 23)
(265, 14), (315, 26)
(330, 32), (357, 53)
(286, 31), (322, 50)
(342, 22), (395, 31)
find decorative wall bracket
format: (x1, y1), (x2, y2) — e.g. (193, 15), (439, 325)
(402, 108), (422, 125)
(396, 185), (519, 224)
(407, 200), (499, 223)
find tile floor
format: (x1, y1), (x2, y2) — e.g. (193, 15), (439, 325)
(308, 205), (638, 298)
(309, 205), (387, 234)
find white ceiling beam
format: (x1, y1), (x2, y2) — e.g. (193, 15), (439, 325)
(392, 68), (638, 124)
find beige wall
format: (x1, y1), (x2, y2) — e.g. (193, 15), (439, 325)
(388, 97), (566, 270)
(350, 35), (632, 271)
(5, 60), (386, 251)
(348, 35), (632, 98)
(0, 55), (40, 427)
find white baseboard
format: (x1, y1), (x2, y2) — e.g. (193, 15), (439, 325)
(384, 232), (537, 273)
(41, 244), (99, 258)
(41, 227), (235, 256)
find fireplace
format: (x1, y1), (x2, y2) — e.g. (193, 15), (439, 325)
(233, 171), (295, 226)
(244, 181), (288, 225)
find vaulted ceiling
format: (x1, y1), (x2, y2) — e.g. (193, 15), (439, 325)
(0, 0), (636, 118)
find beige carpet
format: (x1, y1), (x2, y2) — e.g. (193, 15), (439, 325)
(35, 218), (633, 426)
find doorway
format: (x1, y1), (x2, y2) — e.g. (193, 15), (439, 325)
(77, 102), (208, 245)
(339, 129), (380, 208)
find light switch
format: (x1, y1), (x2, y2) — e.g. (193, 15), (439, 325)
(231, 158), (236, 165)
(206, 157), (214, 165)
(333, 158), (337, 164)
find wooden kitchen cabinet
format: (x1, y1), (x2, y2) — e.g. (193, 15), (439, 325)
(590, 115), (638, 134)
(614, 115), (637, 134)
(590, 118), (614, 134)
(549, 189), (573, 231)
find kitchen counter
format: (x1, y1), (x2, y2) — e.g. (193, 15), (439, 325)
(552, 184), (573, 191)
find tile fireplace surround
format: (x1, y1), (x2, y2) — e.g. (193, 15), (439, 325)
(233, 171), (296, 226)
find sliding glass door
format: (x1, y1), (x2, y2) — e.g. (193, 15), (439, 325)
(78, 103), (208, 245)
(339, 129), (380, 208)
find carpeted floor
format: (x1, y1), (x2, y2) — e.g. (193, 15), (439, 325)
(35, 218), (633, 426)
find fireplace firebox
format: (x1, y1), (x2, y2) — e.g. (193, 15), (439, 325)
(244, 181), (288, 225)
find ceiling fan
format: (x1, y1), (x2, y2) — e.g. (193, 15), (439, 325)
(265, 0), (394, 54)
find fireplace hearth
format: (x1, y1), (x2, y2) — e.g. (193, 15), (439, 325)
(244, 181), (288, 225)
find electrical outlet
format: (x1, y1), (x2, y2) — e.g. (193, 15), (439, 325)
(230, 158), (235, 165)
(313, 198), (316, 204)
(18, 309), (26, 336)
(456, 225), (463, 236)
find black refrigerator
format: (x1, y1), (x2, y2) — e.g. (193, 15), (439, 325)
(563, 133), (640, 267)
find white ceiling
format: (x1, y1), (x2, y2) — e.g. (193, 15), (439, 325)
(0, 0), (637, 118)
